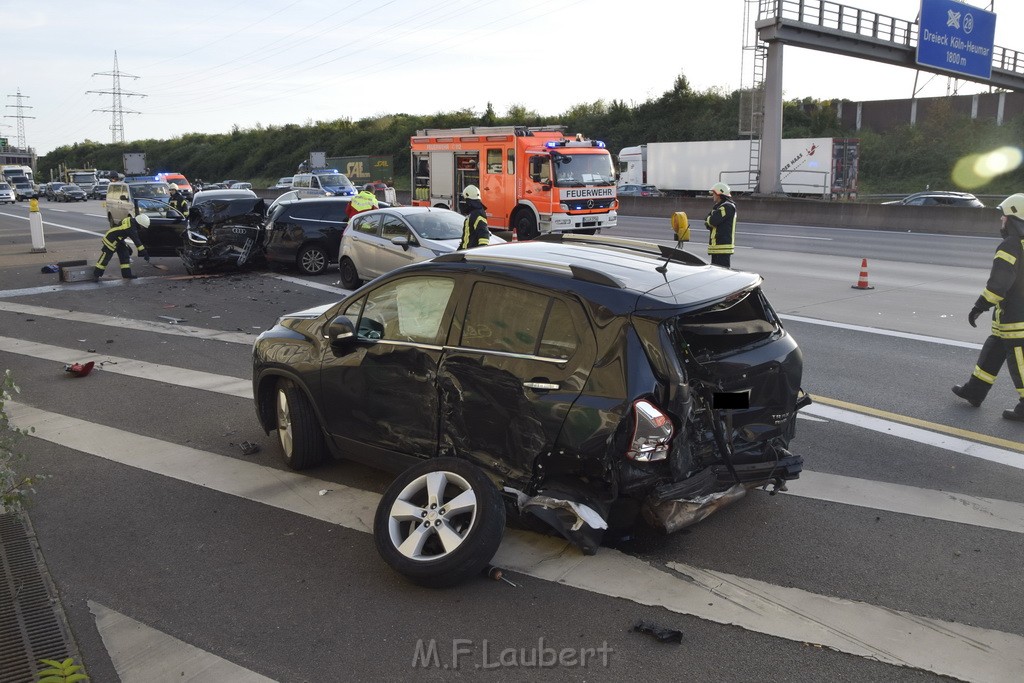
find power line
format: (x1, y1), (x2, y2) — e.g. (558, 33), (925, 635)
(4, 88), (34, 150)
(87, 51), (146, 144)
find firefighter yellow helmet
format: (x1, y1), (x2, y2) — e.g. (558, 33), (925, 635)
(135, 213), (151, 228)
(710, 182), (731, 196)
(462, 185), (481, 200)
(169, 184), (179, 191)
(998, 193), (1024, 218)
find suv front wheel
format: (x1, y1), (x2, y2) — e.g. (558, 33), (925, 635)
(374, 458), (506, 588)
(297, 243), (329, 275)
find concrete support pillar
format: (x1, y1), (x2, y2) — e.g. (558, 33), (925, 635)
(759, 41), (784, 195)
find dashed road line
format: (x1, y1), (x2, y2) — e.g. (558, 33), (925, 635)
(8, 401), (1022, 683)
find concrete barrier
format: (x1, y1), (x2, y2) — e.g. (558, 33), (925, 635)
(251, 189), (997, 237)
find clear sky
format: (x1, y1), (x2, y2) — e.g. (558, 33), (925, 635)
(4, 1), (1019, 156)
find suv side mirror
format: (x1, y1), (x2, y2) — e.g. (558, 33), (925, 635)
(325, 315), (356, 346)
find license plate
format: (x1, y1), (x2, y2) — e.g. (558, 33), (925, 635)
(582, 218), (597, 226)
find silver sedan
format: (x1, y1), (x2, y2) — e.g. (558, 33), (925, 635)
(338, 207), (505, 289)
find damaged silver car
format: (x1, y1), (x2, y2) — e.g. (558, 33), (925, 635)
(252, 234), (809, 586)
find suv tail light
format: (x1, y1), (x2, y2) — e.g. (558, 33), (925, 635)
(627, 399), (673, 462)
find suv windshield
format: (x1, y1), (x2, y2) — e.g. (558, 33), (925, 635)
(404, 211), (464, 240)
(552, 153), (616, 187)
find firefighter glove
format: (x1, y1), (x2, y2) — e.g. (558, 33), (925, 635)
(968, 306), (985, 328)
(144, 255), (150, 262)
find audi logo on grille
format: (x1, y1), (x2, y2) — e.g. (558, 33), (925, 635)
(587, 199), (594, 209)
(232, 228), (248, 235)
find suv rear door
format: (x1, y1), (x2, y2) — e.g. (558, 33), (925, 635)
(437, 279), (597, 481)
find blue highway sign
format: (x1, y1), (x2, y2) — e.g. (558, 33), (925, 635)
(916, 0), (996, 80)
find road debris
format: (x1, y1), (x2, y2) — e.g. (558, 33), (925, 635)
(63, 361), (95, 378)
(237, 441), (259, 456)
(483, 566), (518, 587)
(631, 620), (683, 644)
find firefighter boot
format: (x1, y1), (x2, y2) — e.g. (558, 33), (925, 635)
(92, 268), (102, 282)
(1002, 400), (1024, 422)
(122, 270), (138, 280)
(951, 377), (991, 407)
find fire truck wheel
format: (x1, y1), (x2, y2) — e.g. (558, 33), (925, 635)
(512, 209), (539, 241)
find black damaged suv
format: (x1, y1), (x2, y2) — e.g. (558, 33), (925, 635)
(252, 234), (808, 586)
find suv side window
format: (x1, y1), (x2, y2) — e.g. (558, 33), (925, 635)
(285, 203), (325, 220)
(321, 203), (349, 222)
(359, 276), (454, 344)
(461, 282), (579, 359)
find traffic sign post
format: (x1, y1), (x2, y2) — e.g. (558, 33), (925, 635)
(916, 0), (996, 80)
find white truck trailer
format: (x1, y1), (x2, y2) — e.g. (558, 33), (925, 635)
(617, 138), (859, 198)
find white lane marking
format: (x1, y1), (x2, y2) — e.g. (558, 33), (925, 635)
(661, 560), (1024, 682)
(804, 403), (1024, 471)
(89, 602), (275, 683)
(8, 401), (1021, 683)
(624, 215), (1001, 241)
(780, 314), (983, 350)
(737, 231), (832, 240)
(0, 336), (251, 398)
(261, 271), (349, 295)
(0, 314), (1017, 472)
(0, 210), (105, 236)
(785, 470), (1024, 534)
(0, 301), (254, 344)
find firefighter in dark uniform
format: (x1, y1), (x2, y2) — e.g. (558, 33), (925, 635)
(168, 184), (190, 221)
(459, 185), (491, 249)
(93, 213), (150, 281)
(704, 181), (736, 268)
(952, 193), (1024, 420)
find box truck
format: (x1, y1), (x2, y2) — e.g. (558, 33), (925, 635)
(617, 138), (859, 198)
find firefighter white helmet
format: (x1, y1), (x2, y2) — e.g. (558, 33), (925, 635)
(169, 184), (179, 191)
(462, 185), (481, 200)
(135, 213), (151, 228)
(998, 193), (1024, 218)
(710, 182), (731, 196)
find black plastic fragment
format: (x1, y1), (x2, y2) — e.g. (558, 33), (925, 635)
(631, 620), (683, 644)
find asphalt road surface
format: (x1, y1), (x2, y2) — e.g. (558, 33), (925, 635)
(0, 201), (1021, 682)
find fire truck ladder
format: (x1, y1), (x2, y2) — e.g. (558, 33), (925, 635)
(740, 0), (767, 193)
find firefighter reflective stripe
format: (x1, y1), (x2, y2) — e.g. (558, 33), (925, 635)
(996, 250), (1017, 265)
(461, 214), (489, 249)
(983, 288), (1003, 304)
(1015, 347), (1024, 396)
(102, 217), (147, 255)
(972, 365), (997, 384)
(704, 200), (736, 254)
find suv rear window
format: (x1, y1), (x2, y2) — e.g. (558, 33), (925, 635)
(668, 288), (779, 357)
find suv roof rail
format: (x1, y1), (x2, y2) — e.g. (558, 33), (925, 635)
(535, 233), (706, 267)
(433, 251), (623, 288)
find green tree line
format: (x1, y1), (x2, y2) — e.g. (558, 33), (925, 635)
(38, 73), (1024, 196)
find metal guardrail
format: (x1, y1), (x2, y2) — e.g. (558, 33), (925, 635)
(762, 0), (1024, 77)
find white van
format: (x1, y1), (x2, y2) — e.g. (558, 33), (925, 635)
(105, 179), (172, 226)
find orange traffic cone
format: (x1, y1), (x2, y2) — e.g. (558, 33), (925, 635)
(851, 258), (874, 290)
(510, 228), (518, 242)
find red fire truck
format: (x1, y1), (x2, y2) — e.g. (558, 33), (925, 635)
(410, 125), (618, 239)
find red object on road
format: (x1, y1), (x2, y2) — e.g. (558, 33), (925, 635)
(64, 361), (95, 377)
